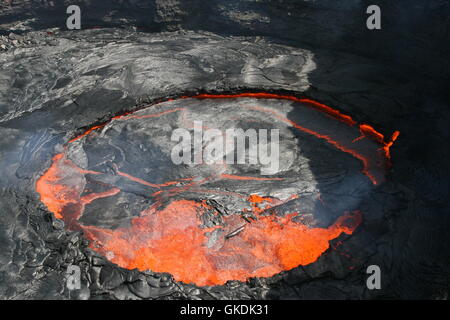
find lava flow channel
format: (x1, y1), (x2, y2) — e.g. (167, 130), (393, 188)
(36, 92), (399, 286)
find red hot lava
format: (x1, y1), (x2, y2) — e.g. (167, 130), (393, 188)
(36, 93), (398, 286)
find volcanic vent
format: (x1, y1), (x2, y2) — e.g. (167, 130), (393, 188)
(36, 93), (398, 286)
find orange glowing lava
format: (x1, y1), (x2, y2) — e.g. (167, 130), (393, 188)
(82, 199), (362, 286)
(36, 92), (398, 286)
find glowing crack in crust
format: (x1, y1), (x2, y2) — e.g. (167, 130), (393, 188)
(36, 92), (399, 286)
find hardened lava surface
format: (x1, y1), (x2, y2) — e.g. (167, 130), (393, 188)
(0, 26), (448, 299)
(36, 94), (398, 286)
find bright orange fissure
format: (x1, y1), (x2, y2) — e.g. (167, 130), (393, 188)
(66, 92), (399, 184)
(68, 92), (399, 155)
(36, 92), (396, 286)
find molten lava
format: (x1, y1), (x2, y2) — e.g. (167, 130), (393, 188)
(83, 199), (361, 286)
(36, 92), (398, 286)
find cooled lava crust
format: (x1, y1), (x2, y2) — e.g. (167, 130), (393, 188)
(36, 92), (399, 286)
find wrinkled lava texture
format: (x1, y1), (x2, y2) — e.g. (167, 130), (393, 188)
(36, 93), (398, 285)
(0, 0), (449, 300)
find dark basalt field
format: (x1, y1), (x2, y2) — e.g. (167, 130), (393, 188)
(0, 1), (449, 300)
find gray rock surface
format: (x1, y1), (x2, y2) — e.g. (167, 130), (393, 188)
(0, 1), (449, 300)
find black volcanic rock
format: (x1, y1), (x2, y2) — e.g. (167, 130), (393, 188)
(0, 2), (448, 300)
